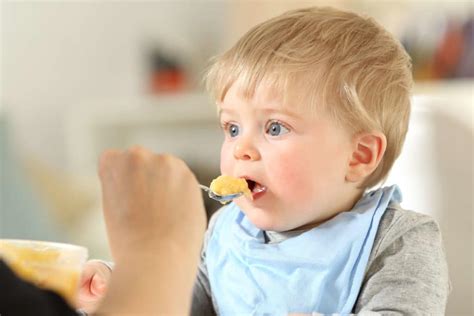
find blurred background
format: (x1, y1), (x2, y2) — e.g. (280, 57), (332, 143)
(0, 0), (472, 314)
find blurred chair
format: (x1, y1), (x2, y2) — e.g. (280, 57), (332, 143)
(385, 94), (473, 315)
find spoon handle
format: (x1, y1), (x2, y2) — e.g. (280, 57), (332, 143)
(199, 184), (211, 192)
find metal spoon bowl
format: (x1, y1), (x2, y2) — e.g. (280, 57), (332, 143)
(199, 184), (243, 204)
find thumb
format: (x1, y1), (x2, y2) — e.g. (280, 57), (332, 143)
(90, 273), (107, 296)
(79, 270), (94, 293)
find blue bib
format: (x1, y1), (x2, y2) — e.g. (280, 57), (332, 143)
(206, 185), (402, 315)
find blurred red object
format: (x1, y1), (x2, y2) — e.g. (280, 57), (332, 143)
(150, 68), (186, 93)
(432, 22), (465, 79)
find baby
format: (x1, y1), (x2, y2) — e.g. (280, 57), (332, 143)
(78, 6), (450, 315)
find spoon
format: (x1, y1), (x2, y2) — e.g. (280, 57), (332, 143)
(199, 184), (244, 204)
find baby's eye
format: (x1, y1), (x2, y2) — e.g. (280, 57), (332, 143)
(266, 121), (289, 136)
(224, 123), (239, 138)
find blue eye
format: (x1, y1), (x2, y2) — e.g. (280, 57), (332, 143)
(228, 124), (239, 137)
(266, 121), (289, 136)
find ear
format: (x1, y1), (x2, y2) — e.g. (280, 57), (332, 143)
(345, 132), (387, 183)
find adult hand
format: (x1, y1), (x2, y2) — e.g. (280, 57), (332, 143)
(97, 146), (206, 261)
(95, 146), (206, 315)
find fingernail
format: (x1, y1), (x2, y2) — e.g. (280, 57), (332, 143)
(96, 281), (105, 291)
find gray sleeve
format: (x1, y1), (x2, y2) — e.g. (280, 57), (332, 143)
(354, 209), (450, 315)
(190, 209), (222, 316)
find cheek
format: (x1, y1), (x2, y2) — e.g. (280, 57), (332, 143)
(268, 150), (312, 196)
(268, 143), (339, 203)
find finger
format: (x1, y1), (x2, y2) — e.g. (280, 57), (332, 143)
(98, 148), (121, 179)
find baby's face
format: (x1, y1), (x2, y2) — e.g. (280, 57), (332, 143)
(219, 82), (356, 232)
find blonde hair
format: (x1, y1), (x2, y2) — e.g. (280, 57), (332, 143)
(205, 6), (413, 189)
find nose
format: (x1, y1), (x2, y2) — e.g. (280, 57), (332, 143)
(233, 136), (261, 161)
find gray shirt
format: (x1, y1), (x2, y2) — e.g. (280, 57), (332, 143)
(191, 203), (450, 315)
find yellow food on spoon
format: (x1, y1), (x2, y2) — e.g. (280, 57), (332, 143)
(210, 175), (252, 198)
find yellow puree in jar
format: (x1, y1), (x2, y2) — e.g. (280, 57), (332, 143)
(0, 241), (81, 306)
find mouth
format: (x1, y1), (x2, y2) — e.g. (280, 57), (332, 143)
(242, 177), (267, 199)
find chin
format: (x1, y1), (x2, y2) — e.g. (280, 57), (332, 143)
(244, 208), (286, 232)
(251, 219), (276, 231)
(236, 200), (289, 231)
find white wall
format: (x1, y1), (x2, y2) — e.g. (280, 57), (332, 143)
(1, 1), (227, 169)
(386, 84), (474, 315)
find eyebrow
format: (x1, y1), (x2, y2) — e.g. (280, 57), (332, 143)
(218, 108), (237, 117)
(260, 108), (302, 120)
(218, 107), (302, 120)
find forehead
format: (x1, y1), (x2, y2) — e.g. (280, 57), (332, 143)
(219, 79), (313, 117)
